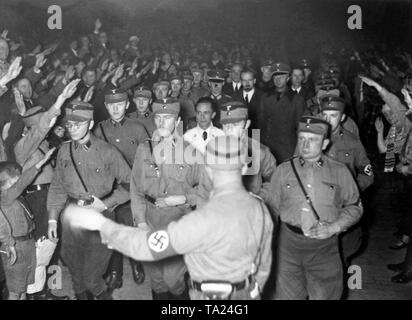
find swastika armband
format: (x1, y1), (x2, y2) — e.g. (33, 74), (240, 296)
(363, 164), (373, 176)
(146, 230), (177, 260)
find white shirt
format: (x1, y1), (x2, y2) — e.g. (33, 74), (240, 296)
(292, 86), (302, 94)
(184, 124), (225, 154)
(243, 89), (255, 103)
(232, 82), (241, 92)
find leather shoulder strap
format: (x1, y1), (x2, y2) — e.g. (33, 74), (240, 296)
(289, 158), (320, 222)
(69, 142), (89, 193)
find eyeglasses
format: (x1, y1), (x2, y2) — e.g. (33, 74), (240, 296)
(64, 121), (89, 130)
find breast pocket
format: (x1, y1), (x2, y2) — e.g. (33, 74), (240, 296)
(319, 181), (340, 206)
(281, 180), (301, 202)
(337, 148), (355, 167)
(143, 159), (160, 179)
(173, 164), (190, 182)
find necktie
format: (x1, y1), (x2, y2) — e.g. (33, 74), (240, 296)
(202, 131), (208, 141)
(244, 94), (249, 104)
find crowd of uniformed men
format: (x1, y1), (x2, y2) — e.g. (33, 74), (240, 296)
(0, 17), (411, 300)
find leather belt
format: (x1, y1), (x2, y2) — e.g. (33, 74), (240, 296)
(67, 196), (94, 207)
(25, 183), (50, 194)
(285, 223), (304, 235)
(14, 231), (34, 242)
(191, 275), (253, 292)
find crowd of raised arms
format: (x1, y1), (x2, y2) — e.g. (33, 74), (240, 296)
(0, 17), (412, 300)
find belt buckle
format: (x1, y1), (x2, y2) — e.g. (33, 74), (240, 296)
(77, 200), (85, 206)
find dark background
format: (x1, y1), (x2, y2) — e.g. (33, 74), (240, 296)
(0, 0), (410, 59)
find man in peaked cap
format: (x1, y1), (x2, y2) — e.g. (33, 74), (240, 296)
(206, 69), (232, 126)
(63, 134), (273, 300)
(259, 62), (306, 163)
(47, 97), (131, 300)
(130, 97), (210, 300)
(257, 59), (275, 93)
(14, 80), (80, 300)
(94, 87), (148, 291)
(219, 100), (276, 204)
(130, 86), (156, 137)
(300, 58), (315, 94)
(152, 80), (170, 100)
(267, 115), (362, 299)
(320, 95), (373, 266)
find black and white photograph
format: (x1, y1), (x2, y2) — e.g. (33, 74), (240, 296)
(0, 0), (411, 306)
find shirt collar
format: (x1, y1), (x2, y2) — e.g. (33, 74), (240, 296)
(244, 88), (255, 97)
(110, 117), (127, 126)
(299, 156), (325, 168)
(137, 111), (150, 118)
(74, 138), (92, 151)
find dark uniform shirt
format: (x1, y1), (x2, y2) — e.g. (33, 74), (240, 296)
(130, 137), (210, 229)
(129, 110), (156, 138)
(1, 166), (39, 238)
(100, 182), (273, 289)
(326, 128), (373, 192)
(260, 89), (306, 163)
(47, 134), (131, 215)
(243, 137), (277, 203)
(94, 116), (148, 167)
(268, 155), (362, 232)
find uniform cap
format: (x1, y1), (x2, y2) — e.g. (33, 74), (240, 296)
(298, 116), (330, 136)
(134, 86), (152, 99)
(220, 100), (248, 124)
(207, 69), (226, 82)
(320, 95), (345, 113)
(152, 98), (180, 115)
(152, 80), (170, 90)
(182, 72), (194, 81)
(272, 62), (291, 75)
(169, 74), (182, 83)
(104, 87), (128, 103)
(261, 58), (275, 67)
(21, 106), (45, 127)
(204, 135), (247, 171)
(191, 67), (203, 74)
(64, 101), (94, 122)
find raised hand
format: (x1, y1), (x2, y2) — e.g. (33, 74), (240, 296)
(0, 29), (9, 40)
(60, 78), (81, 100)
(100, 58), (110, 72)
(83, 85), (94, 103)
(130, 57), (139, 74)
(359, 75), (379, 88)
(402, 88), (412, 108)
(64, 65), (75, 83)
(95, 19), (102, 31)
(374, 117), (384, 133)
(0, 57), (22, 86)
(35, 53), (47, 72)
(13, 87), (26, 116)
(112, 64), (125, 82)
(31, 44), (42, 56)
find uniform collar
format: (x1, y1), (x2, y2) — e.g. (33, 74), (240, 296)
(74, 138), (92, 151)
(210, 181), (246, 198)
(298, 155), (324, 168)
(137, 110), (151, 118)
(110, 117), (127, 126)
